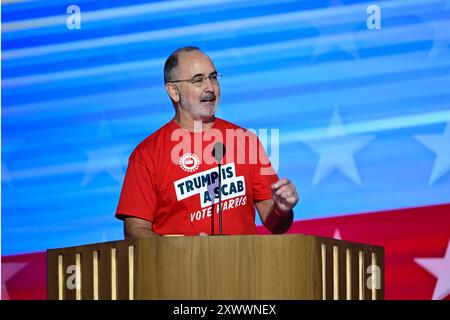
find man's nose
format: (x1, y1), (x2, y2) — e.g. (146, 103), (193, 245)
(204, 77), (216, 92)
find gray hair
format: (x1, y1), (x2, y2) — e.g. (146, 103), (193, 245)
(164, 46), (201, 83)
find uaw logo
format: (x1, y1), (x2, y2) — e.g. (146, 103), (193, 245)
(179, 153), (200, 173)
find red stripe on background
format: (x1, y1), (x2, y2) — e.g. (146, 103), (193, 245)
(1, 252), (47, 300)
(258, 203), (450, 300)
(2, 203), (449, 300)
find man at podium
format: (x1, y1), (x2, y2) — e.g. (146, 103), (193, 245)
(115, 47), (299, 238)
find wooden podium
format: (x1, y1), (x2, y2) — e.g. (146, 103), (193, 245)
(47, 234), (384, 300)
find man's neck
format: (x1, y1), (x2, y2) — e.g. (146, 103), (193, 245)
(173, 112), (216, 132)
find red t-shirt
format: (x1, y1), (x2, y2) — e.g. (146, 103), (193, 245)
(115, 117), (278, 235)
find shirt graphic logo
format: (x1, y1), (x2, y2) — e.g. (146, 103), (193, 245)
(179, 153), (200, 173)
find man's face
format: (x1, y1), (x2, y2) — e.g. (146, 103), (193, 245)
(172, 51), (220, 121)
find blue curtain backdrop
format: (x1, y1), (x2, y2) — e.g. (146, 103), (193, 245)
(2, 0), (450, 254)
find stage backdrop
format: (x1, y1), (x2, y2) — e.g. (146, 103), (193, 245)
(2, 0), (450, 300)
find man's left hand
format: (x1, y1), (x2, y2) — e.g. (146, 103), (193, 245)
(271, 178), (299, 213)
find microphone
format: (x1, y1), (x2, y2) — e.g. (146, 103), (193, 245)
(212, 142), (226, 235)
(212, 142), (226, 163)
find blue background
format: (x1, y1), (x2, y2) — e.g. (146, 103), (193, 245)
(2, 0), (450, 254)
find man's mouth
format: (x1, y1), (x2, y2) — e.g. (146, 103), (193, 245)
(200, 95), (216, 103)
(201, 100), (215, 104)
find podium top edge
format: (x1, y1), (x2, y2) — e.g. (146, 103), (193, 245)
(46, 233), (384, 253)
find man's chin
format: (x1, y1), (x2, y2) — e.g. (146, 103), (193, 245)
(199, 113), (216, 123)
(186, 103), (218, 121)
(200, 105), (217, 119)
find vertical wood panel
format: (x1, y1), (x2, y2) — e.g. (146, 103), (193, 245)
(58, 254), (64, 300)
(377, 248), (385, 300)
(111, 248), (117, 300)
(346, 249), (351, 300)
(333, 246), (339, 300)
(93, 251), (99, 300)
(75, 253), (81, 300)
(338, 244), (346, 300)
(136, 238), (158, 299)
(358, 250), (364, 300)
(46, 250), (60, 300)
(364, 250), (372, 300)
(98, 244), (112, 300)
(116, 243), (130, 300)
(80, 248), (93, 300)
(350, 248), (359, 300)
(321, 244), (326, 300)
(371, 252), (377, 300)
(129, 245), (135, 300)
(189, 237), (211, 299)
(63, 249), (77, 300)
(325, 243), (333, 300)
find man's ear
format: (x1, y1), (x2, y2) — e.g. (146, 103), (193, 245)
(165, 83), (180, 103)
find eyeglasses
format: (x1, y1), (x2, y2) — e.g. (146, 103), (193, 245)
(170, 73), (222, 87)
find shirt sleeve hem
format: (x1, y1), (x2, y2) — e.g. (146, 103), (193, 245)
(115, 210), (153, 223)
(253, 193), (273, 202)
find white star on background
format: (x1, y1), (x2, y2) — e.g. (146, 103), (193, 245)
(333, 228), (343, 240)
(413, 1), (450, 60)
(307, 0), (360, 60)
(1, 263), (28, 300)
(79, 119), (130, 187)
(81, 145), (130, 187)
(415, 121), (450, 186)
(302, 108), (375, 186)
(415, 239), (450, 300)
(427, 20), (450, 60)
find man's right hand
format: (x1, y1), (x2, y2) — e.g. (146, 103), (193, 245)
(124, 217), (159, 239)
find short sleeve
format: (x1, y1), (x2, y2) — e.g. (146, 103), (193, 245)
(115, 157), (157, 222)
(251, 137), (279, 202)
